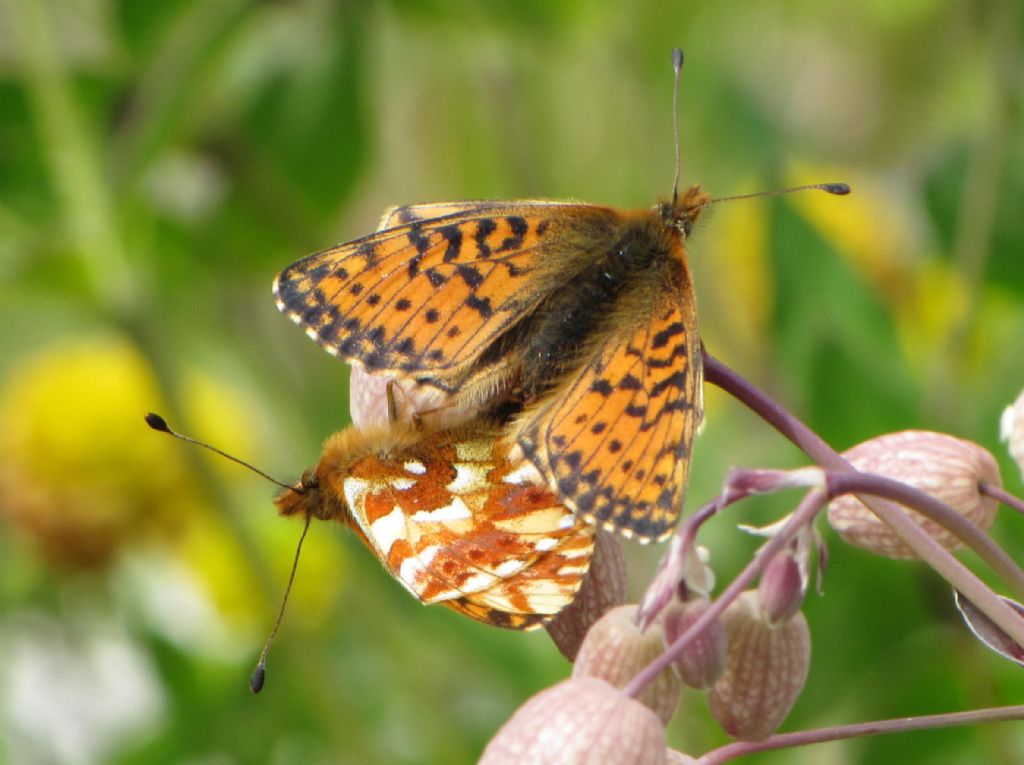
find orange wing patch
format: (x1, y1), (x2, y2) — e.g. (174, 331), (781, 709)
(447, 526), (596, 630)
(273, 203), (599, 392)
(514, 292), (702, 543)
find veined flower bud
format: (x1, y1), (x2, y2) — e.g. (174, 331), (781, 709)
(547, 531), (627, 660)
(572, 605), (682, 725)
(709, 591), (811, 742)
(757, 550), (805, 626)
(479, 677), (667, 765)
(662, 596), (727, 689)
(1001, 388), (1024, 481)
(827, 430), (1001, 560)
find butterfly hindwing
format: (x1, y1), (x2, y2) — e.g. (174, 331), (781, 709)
(514, 263), (702, 542)
(447, 526), (596, 630)
(339, 432), (594, 620)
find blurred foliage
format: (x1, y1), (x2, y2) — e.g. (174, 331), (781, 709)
(1, 0), (1022, 763)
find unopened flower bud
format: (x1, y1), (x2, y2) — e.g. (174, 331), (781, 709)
(572, 604), (682, 725)
(757, 550), (805, 626)
(709, 591), (811, 741)
(479, 677), (667, 765)
(1001, 388), (1024, 481)
(828, 430), (1001, 560)
(662, 596), (727, 689)
(546, 531), (627, 660)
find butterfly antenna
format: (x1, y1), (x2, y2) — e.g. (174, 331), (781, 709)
(250, 513), (312, 694)
(702, 182), (851, 208)
(671, 48), (685, 208)
(144, 412), (299, 493)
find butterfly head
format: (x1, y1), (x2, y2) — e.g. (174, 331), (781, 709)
(661, 184), (712, 238)
(274, 463), (346, 522)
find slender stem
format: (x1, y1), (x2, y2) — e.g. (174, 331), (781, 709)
(828, 472), (1024, 600)
(624, 489), (827, 698)
(694, 704), (1024, 764)
(981, 482), (1024, 516)
(702, 351), (1024, 648)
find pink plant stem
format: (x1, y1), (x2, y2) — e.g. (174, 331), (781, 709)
(623, 488), (827, 698)
(827, 472), (1024, 599)
(626, 354), (1024, 700)
(701, 351), (1024, 647)
(981, 481), (1024, 516)
(693, 704), (1024, 764)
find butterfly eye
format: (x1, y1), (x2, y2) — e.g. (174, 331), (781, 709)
(300, 469), (319, 491)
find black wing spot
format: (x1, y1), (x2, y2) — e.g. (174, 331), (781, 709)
(394, 298), (412, 312)
(624, 404), (646, 418)
(367, 293), (382, 307)
(590, 379), (614, 397)
(591, 421), (607, 435)
(439, 224), (463, 262)
(407, 224), (431, 255)
(456, 264), (484, 288)
(475, 219), (497, 257)
(651, 321), (686, 350)
(557, 475), (579, 497)
(465, 293), (493, 318)
(425, 308), (440, 323)
(407, 255), (422, 279)
(651, 370), (688, 398)
(619, 374), (643, 391)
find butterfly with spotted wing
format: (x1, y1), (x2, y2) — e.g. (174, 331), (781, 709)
(273, 50), (847, 542)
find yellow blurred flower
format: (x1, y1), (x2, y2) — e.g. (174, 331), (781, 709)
(0, 336), (197, 569)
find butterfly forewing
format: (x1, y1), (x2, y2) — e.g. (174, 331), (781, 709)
(273, 203), (612, 392)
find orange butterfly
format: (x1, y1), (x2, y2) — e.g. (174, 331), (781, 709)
(273, 50), (846, 542)
(274, 189), (707, 543)
(275, 420), (595, 629)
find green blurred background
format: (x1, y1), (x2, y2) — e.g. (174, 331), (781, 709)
(1, 1), (1023, 763)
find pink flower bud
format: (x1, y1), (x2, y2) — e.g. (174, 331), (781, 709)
(709, 591), (811, 741)
(479, 677), (667, 765)
(1001, 388), (1024, 481)
(572, 605), (682, 725)
(661, 596), (727, 689)
(546, 531), (627, 660)
(828, 430), (1001, 560)
(757, 550), (805, 626)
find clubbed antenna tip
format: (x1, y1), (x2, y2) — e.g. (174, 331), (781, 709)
(822, 182), (851, 196)
(145, 412), (170, 432)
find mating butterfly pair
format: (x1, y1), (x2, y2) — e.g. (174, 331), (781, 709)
(272, 183), (709, 628)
